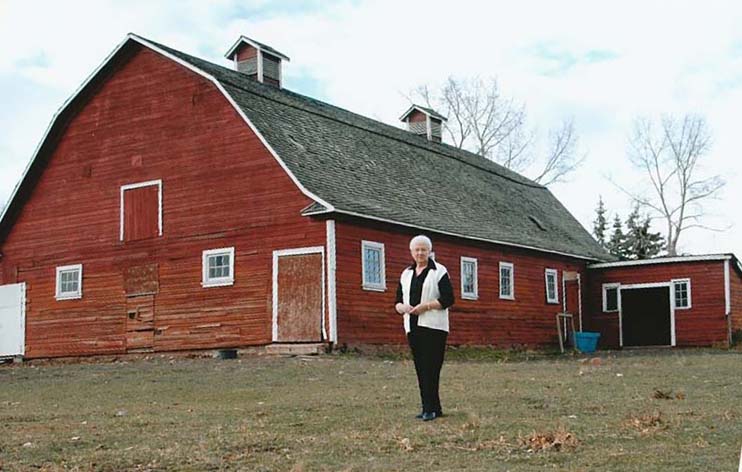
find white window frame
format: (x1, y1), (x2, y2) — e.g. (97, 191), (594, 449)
(361, 240), (386, 291)
(56, 264), (83, 300)
(602, 283), (620, 312)
(671, 278), (692, 310)
(545, 268), (559, 304)
(202, 247), (235, 288)
(460, 257), (478, 300)
(499, 262), (515, 300)
(120, 179), (163, 241)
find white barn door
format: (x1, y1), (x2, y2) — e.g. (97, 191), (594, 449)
(0, 283), (26, 357)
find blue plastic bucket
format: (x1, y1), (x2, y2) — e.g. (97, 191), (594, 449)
(574, 332), (600, 353)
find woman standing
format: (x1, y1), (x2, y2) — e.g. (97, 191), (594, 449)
(395, 235), (455, 421)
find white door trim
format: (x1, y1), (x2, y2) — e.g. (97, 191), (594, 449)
(619, 282), (675, 347)
(272, 246), (325, 343)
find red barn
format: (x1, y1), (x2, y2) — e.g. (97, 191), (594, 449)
(0, 34), (737, 359)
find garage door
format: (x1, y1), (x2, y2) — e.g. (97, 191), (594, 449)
(0, 283), (26, 357)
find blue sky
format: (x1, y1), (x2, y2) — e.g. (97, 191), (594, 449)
(0, 0), (740, 257)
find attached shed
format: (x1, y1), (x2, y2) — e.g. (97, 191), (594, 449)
(586, 255), (742, 349)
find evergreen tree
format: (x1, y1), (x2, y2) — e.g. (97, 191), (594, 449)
(623, 205), (665, 259)
(607, 214), (627, 260)
(592, 196), (608, 248)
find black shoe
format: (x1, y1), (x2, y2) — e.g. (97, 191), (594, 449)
(422, 411), (438, 421)
(415, 412), (424, 419)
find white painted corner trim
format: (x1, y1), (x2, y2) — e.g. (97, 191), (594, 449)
(272, 246), (326, 343)
(119, 179), (163, 241)
(724, 260), (731, 315)
(326, 220), (337, 344)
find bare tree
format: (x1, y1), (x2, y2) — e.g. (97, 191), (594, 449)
(413, 76), (582, 185)
(531, 118), (585, 186)
(625, 114), (725, 255)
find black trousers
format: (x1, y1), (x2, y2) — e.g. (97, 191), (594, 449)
(407, 326), (448, 414)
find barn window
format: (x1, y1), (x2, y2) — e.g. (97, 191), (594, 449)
(56, 264), (83, 300)
(361, 240), (386, 291)
(120, 180), (162, 242)
(545, 268), (559, 304)
(672, 279), (691, 309)
(202, 247), (235, 287)
(602, 283), (620, 312)
(499, 262), (514, 300)
(460, 257), (478, 300)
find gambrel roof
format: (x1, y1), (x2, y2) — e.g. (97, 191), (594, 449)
(0, 34), (612, 261)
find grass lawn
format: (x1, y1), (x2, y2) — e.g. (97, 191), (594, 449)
(1, 347), (741, 471)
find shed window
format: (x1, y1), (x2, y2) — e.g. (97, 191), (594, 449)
(602, 284), (619, 312)
(545, 268), (559, 304)
(461, 257), (478, 300)
(499, 262), (514, 300)
(672, 279), (691, 309)
(56, 264), (82, 300)
(202, 247), (235, 287)
(361, 240), (386, 291)
(120, 180), (162, 242)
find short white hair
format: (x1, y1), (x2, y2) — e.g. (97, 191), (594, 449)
(409, 235), (432, 251)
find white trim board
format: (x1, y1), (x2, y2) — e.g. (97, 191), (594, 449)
(272, 246), (325, 343)
(544, 268), (559, 304)
(119, 179), (163, 241)
(589, 254), (733, 269)
(326, 220), (337, 344)
(724, 260), (731, 315)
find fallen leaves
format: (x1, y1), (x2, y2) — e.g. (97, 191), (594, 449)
(518, 428), (579, 452)
(625, 411), (667, 435)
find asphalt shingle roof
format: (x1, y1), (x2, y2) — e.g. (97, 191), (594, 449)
(148, 38), (611, 261)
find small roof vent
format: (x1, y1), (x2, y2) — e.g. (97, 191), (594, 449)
(400, 105), (447, 143)
(225, 35), (290, 88)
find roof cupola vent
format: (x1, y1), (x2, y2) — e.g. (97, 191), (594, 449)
(400, 105), (447, 143)
(225, 35), (290, 88)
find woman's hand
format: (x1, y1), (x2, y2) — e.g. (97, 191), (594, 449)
(409, 302), (429, 315)
(395, 303), (413, 315)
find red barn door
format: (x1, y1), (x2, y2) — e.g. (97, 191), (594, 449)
(273, 248), (324, 343)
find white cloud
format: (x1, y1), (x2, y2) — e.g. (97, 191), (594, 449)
(1, 0), (740, 256)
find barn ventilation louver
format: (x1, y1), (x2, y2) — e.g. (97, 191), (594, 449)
(225, 36), (290, 88)
(399, 105), (447, 143)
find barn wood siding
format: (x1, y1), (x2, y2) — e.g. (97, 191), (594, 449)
(334, 218), (588, 347)
(586, 261), (728, 348)
(731, 268), (742, 333)
(0, 47), (325, 358)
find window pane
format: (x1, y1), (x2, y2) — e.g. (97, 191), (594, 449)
(364, 247), (381, 285)
(207, 253), (231, 280)
(462, 261), (474, 294)
(546, 273), (556, 300)
(674, 282), (689, 308)
(500, 267), (512, 296)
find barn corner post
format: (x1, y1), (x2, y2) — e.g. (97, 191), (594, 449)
(326, 219), (337, 347)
